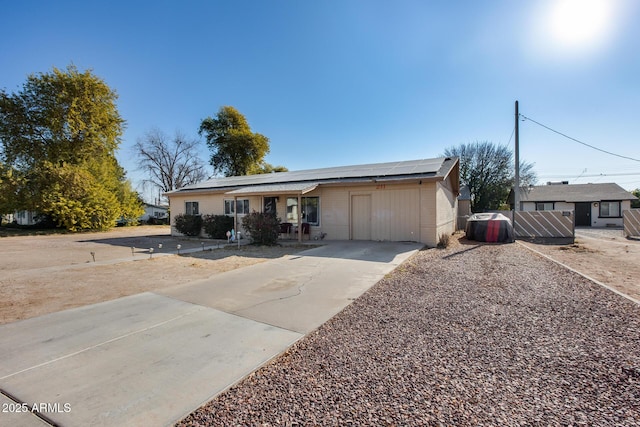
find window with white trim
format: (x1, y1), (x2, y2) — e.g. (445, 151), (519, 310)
(286, 197), (319, 226)
(599, 201), (620, 218)
(224, 199), (250, 215)
(185, 201), (199, 215)
(535, 202), (554, 211)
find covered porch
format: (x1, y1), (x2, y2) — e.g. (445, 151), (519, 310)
(224, 182), (319, 243)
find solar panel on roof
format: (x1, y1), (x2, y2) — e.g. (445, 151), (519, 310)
(174, 157), (453, 192)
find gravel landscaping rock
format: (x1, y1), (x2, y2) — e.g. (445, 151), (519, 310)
(177, 239), (640, 426)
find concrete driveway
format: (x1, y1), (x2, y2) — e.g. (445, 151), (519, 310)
(0, 241), (421, 427)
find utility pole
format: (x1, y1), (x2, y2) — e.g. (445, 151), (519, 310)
(514, 100), (520, 212)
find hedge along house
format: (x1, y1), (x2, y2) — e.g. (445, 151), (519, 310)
(511, 182), (637, 227)
(166, 157), (460, 247)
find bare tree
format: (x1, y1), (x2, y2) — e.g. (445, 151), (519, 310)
(444, 141), (536, 212)
(134, 129), (208, 195)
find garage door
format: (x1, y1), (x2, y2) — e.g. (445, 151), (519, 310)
(351, 194), (372, 240)
(372, 188), (420, 241)
(351, 189), (420, 242)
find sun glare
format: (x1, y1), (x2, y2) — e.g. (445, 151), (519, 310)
(528, 0), (627, 61)
(549, 0), (613, 49)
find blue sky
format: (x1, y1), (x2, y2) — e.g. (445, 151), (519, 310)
(2, 0), (640, 202)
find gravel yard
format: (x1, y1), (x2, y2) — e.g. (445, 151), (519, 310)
(177, 238), (640, 426)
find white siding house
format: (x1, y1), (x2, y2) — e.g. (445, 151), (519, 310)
(514, 182), (637, 227)
(140, 203), (169, 222)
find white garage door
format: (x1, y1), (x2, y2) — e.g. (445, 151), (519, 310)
(351, 194), (371, 240)
(351, 189), (420, 242)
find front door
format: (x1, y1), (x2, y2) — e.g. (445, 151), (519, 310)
(575, 202), (591, 226)
(263, 197), (277, 215)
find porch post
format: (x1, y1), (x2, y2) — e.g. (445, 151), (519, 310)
(234, 195), (238, 238)
(297, 193), (302, 243)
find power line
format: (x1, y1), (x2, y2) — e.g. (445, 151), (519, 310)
(507, 126), (515, 145)
(537, 172), (640, 178)
(519, 114), (640, 163)
(574, 168), (587, 181)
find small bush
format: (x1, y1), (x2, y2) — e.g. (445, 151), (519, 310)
(145, 217), (168, 226)
(203, 214), (234, 239)
(173, 214), (203, 237)
(241, 211), (280, 246)
(437, 233), (451, 249)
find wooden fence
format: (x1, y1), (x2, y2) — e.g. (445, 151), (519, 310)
(624, 209), (640, 238)
(513, 210), (574, 243)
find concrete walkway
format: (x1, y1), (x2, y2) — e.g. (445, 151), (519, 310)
(0, 241), (421, 427)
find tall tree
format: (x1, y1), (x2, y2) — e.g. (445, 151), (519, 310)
(134, 128), (208, 194)
(444, 141), (536, 212)
(0, 162), (26, 215)
(0, 65), (143, 229)
(199, 106), (285, 176)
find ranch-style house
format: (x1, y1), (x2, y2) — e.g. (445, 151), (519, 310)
(512, 182), (637, 227)
(166, 157), (460, 247)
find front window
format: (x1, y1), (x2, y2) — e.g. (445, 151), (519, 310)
(286, 197), (319, 226)
(185, 201), (199, 215)
(536, 202), (554, 211)
(599, 201), (620, 218)
(224, 199), (249, 215)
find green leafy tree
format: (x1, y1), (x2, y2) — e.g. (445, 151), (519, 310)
(199, 106), (283, 176)
(0, 163), (26, 215)
(632, 189), (640, 208)
(37, 161), (120, 230)
(443, 141), (536, 212)
(0, 65), (143, 230)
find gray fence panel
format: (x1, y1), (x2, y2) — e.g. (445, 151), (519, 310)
(624, 209), (640, 238)
(457, 215), (469, 231)
(514, 211), (574, 241)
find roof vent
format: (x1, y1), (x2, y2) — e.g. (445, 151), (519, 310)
(546, 181), (569, 185)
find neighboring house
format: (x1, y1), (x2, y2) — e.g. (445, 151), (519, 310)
(510, 182), (638, 227)
(140, 203), (169, 223)
(166, 157), (460, 247)
(13, 210), (38, 226)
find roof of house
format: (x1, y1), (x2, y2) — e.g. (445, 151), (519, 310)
(143, 203), (168, 209)
(519, 183), (637, 203)
(167, 157), (459, 195)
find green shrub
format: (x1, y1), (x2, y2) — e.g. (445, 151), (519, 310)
(173, 214), (203, 237)
(241, 211), (280, 246)
(203, 214), (234, 239)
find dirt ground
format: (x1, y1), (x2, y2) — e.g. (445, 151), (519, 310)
(1, 226), (638, 326)
(0, 226), (316, 325)
(519, 228), (640, 302)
